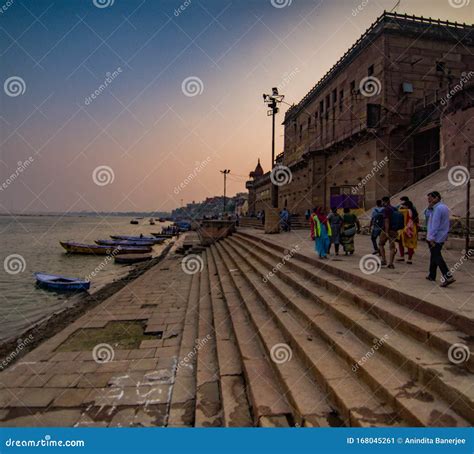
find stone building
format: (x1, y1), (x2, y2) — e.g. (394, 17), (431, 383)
(246, 12), (474, 216)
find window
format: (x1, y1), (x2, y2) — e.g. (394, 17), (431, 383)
(368, 65), (374, 76)
(307, 116), (311, 128)
(350, 80), (356, 94)
(436, 61), (446, 73)
(326, 94), (330, 108)
(339, 89), (344, 111)
(320, 100), (324, 114)
(299, 124), (303, 140)
(332, 89), (337, 104)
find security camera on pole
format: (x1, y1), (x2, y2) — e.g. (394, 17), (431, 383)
(263, 87), (284, 233)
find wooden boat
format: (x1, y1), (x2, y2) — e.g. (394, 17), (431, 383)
(110, 235), (164, 244)
(115, 254), (153, 264)
(130, 219), (139, 225)
(95, 239), (155, 247)
(34, 272), (90, 292)
(151, 233), (173, 238)
(149, 218), (155, 225)
(60, 241), (152, 255)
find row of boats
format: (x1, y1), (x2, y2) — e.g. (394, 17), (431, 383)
(34, 232), (176, 292)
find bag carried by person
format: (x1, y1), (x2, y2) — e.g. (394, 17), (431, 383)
(390, 208), (405, 231)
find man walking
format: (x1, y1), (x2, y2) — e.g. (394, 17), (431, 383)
(379, 196), (402, 269)
(426, 191), (455, 287)
(370, 200), (384, 254)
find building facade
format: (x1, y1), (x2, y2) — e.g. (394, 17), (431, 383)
(246, 12), (474, 216)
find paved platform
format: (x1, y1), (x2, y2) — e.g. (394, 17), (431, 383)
(0, 238), (195, 427)
(238, 228), (474, 333)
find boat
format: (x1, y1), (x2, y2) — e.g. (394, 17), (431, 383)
(110, 235), (164, 244)
(95, 239), (155, 247)
(158, 218), (166, 222)
(60, 241), (152, 255)
(149, 218), (155, 225)
(115, 254), (153, 264)
(34, 272), (90, 292)
(130, 219), (139, 225)
(151, 233), (174, 238)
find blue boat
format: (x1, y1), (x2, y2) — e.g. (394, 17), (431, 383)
(34, 272), (91, 292)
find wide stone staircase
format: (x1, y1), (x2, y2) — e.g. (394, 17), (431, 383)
(177, 230), (473, 427)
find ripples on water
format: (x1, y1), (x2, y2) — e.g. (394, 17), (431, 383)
(0, 216), (170, 343)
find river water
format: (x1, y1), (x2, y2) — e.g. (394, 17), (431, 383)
(0, 215), (170, 343)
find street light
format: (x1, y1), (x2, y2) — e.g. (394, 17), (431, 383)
(263, 87), (284, 208)
(220, 169), (231, 214)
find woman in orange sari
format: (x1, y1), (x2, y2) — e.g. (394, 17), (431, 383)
(398, 201), (418, 264)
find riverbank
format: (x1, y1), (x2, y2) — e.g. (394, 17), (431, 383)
(0, 241), (174, 372)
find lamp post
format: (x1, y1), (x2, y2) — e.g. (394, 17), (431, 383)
(263, 88), (284, 208)
(220, 169), (231, 214)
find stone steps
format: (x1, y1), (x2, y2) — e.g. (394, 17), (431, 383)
(215, 241), (401, 427)
(213, 242), (341, 427)
(235, 231), (474, 363)
(206, 249), (253, 427)
(208, 245), (293, 426)
(224, 233), (472, 426)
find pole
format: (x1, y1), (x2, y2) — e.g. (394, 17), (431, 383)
(466, 147), (473, 257)
(220, 169), (230, 215)
(271, 102), (276, 168)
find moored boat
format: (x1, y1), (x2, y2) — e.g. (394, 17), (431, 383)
(34, 272), (90, 292)
(149, 218), (155, 225)
(151, 233), (174, 238)
(110, 235), (164, 244)
(130, 219), (139, 225)
(60, 241), (152, 255)
(115, 254), (153, 264)
(95, 239), (155, 247)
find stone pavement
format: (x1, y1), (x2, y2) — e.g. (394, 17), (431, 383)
(0, 239), (195, 427)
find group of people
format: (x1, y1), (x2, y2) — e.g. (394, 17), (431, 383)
(310, 191), (455, 287)
(310, 206), (361, 259)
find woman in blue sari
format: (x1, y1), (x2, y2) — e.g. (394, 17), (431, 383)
(313, 208), (332, 259)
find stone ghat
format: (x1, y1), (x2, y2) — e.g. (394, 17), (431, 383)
(0, 231), (471, 427)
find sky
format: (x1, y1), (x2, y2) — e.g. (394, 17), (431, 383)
(0, 0), (472, 213)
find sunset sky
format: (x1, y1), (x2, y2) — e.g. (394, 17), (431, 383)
(0, 0), (471, 213)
